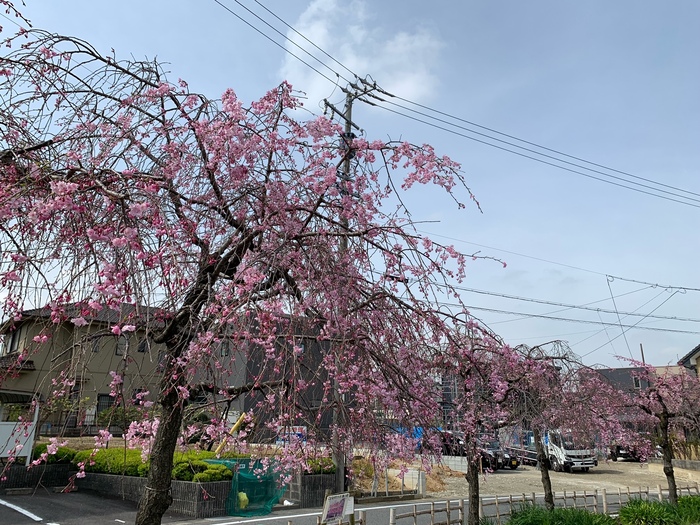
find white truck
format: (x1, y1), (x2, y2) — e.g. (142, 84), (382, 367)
(503, 429), (598, 473)
(544, 430), (597, 472)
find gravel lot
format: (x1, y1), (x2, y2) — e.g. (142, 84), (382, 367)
(429, 460), (700, 499)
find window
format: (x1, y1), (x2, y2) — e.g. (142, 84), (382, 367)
(220, 340), (230, 357)
(633, 376), (641, 389)
(96, 394), (115, 414)
(3, 326), (23, 355)
(92, 338), (101, 353)
(115, 335), (128, 356)
(137, 337), (148, 353)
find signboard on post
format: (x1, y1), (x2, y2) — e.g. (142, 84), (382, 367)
(320, 492), (354, 524)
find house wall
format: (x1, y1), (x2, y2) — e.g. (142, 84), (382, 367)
(1, 319), (164, 433)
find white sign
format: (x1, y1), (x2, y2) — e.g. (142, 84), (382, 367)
(320, 492), (354, 524)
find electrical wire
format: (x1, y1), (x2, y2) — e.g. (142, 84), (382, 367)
(211, 0), (700, 208)
(368, 102), (700, 209)
(211, 0), (341, 87)
(580, 291), (682, 357)
(372, 97), (700, 204)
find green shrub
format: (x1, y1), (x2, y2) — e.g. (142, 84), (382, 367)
(307, 456), (335, 474)
(676, 496), (700, 524)
(72, 448), (146, 477)
(32, 443), (77, 464)
(171, 458), (233, 482)
(509, 504), (617, 525)
(192, 471), (213, 483)
(70, 447), (238, 481)
(618, 498), (678, 525)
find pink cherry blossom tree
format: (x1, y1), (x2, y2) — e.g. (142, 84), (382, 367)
(433, 326), (522, 525)
(500, 343), (628, 511)
(623, 363), (700, 505)
(0, 17), (493, 525)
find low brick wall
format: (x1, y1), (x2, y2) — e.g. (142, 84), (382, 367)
(0, 463), (73, 491)
(76, 473), (231, 518)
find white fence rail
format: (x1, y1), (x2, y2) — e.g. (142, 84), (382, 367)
(383, 483), (700, 525)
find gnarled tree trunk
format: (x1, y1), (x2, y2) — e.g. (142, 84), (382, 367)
(465, 456), (481, 525)
(534, 427), (554, 510)
(658, 413), (678, 505)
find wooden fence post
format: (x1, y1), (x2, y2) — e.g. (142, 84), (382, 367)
(459, 499), (465, 525)
(479, 497), (484, 519)
(359, 510), (366, 525)
(494, 495), (500, 524)
(602, 488), (607, 515)
(389, 508), (396, 525)
(594, 490), (598, 513)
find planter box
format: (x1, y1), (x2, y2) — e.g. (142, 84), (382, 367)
(76, 473), (231, 519)
(287, 472), (335, 508)
(0, 463), (73, 491)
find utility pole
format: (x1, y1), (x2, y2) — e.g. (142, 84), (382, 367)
(323, 83), (373, 494)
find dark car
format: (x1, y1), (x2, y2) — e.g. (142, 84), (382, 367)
(475, 437), (520, 470)
(439, 430), (466, 456)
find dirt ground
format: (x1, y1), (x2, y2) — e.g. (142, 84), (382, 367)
(427, 460), (700, 499)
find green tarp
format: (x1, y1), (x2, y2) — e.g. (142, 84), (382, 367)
(206, 459), (287, 517)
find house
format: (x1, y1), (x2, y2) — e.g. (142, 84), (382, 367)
(0, 304), (333, 442)
(596, 367), (651, 392)
(0, 303), (167, 436)
(678, 343), (700, 375)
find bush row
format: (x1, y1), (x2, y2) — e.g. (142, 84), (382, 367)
(32, 444), (249, 482)
(498, 496), (700, 525)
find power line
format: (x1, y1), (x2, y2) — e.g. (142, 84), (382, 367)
(211, 0), (341, 87)
(418, 229), (700, 293)
(445, 283), (700, 324)
(580, 290), (682, 357)
(450, 304), (699, 335)
(367, 102), (700, 209)
(387, 94), (700, 200)
(370, 96), (700, 205)
(211, 1), (700, 209)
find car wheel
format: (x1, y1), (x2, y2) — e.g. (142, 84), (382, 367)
(550, 456), (562, 472)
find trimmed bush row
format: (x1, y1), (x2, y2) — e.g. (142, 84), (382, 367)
(32, 445), (248, 482)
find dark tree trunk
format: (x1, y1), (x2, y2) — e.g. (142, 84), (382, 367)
(465, 456), (481, 525)
(135, 340), (188, 525)
(534, 427), (554, 510)
(658, 413), (678, 505)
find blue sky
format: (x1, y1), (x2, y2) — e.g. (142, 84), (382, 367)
(8, 0), (699, 368)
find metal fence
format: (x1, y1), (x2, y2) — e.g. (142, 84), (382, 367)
(366, 483), (700, 525)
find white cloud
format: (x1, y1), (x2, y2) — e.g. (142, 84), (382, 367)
(280, 0), (443, 111)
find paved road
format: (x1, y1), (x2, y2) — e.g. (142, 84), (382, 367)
(0, 490), (187, 525)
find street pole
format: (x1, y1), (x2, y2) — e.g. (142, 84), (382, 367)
(324, 83), (374, 494)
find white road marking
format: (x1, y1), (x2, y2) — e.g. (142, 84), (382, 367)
(0, 498), (43, 522)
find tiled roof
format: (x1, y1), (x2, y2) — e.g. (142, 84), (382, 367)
(8, 302), (170, 331)
(0, 355), (36, 371)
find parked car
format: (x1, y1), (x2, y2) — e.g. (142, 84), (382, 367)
(477, 437), (505, 471)
(502, 449), (521, 470)
(439, 430), (466, 456)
